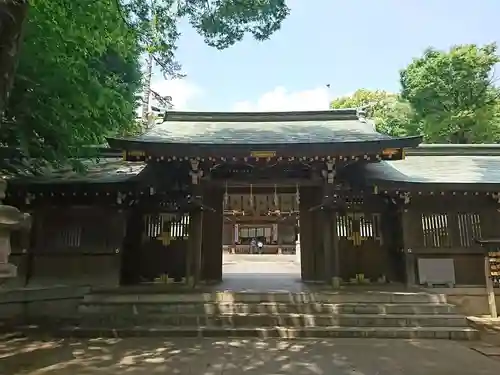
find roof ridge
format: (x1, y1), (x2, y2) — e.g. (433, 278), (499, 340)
(163, 109), (361, 122)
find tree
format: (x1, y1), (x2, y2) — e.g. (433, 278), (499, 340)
(330, 89), (395, 114)
(1, 0), (142, 167)
(0, 1), (29, 120)
(122, 0), (290, 127)
(372, 99), (417, 137)
(330, 89), (415, 137)
(123, 0), (289, 75)
(400, 43), (500, 143)
(0, 0), (290, 118)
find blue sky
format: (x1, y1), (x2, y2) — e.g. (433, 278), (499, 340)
(150, 0), (500, 112)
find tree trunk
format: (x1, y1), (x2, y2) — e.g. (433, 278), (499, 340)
(0, 0), (29, 120)
(141, 52), (153, 131)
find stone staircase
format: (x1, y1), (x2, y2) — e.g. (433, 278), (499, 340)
(44, 289), (479, 340)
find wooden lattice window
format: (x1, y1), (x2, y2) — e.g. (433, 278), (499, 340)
(421, 214), (450, 248)
(144, 214), (163, 238)
(143, 213), (190, 240)
(457, 213), (481, 247)
(36, 209), (119, 251)
(337, 213), (382, 243)
(55, 225), (82, 248)
(337, 215), (352, 238)
(359, 214), (382, 240)
(170, 215), (189, 238)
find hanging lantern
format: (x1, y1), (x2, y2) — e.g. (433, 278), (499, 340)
(273, 184), (279, 208)
(223, 182), (229, 209)
(248, 184), (254, 209)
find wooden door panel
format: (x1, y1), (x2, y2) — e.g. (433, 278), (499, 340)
(337, 211), (389, 282)
(139, 213), (189, 282)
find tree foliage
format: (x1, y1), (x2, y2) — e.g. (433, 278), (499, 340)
(400, 43), (500, 143)
(0, 1), (29, 120)
(1, 0), (142, 166)
(120, 0), (290, 78)
(330, 89), (415, 137)
(331, 44), (500, 143)
(0, 0), (290, 167)
(372, 99), (416, 138)
(330, 89), (395, 114)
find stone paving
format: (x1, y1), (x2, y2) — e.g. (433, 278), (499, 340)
(220, 253), (305, 292)
(2, 335), (500, 375)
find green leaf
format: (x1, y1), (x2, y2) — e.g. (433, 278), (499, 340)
(330, 89), (416, 137)
(2, 0), (142, 167)
(400, 43), (500, 143)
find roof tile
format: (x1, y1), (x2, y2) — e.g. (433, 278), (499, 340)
(364, 155), (500, 185)
(136, 110), (390, 144)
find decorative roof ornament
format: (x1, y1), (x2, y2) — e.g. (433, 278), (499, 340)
(357, 108), (367, 118)
(492, 192), (500, 204)
(321, 161), (336, 184)
(116, 192), (127, 204)
(357, 105), (377, 130)
(189, 159), (203, 184)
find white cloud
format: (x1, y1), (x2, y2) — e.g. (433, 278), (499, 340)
(150, 77), (203, 110)
(232, 86), (331, 112)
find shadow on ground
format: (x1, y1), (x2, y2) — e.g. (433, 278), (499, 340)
(2, 333), (500, 375)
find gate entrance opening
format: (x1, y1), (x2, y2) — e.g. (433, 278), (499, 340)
(220, 186), (302, 290)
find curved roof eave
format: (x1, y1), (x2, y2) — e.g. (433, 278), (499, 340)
(358, 154), (500, 190)
(106, 135), (423, 155)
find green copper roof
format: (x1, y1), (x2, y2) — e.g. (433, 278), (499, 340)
(363, 155), (500, 185)
(120, 109), (394, 144)
(8, 159), (146, 185)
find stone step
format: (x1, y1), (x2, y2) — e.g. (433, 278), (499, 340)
(69, 313), (469, 328)
(83, 291), (448, 304)
(78, 301), (459, 315)
(37, 325), (480, 340)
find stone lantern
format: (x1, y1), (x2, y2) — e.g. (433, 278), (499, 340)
(0, 179), (31, 279)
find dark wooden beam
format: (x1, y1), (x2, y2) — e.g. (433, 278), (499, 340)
(110, 127), (422, 159)
(205, 181), (321, 191)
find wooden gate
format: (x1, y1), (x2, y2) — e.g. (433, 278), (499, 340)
(337, 211), (389, 282)
(139, 213), (190, 282)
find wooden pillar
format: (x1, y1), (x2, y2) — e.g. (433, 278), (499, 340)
(201, 186), (224, 282)
(332, 211), (341, 287)
(187, 209), (203, 287)
(484, 254), (498, 318)
(379, 207), (403, 283)
(119, 208), (142, 285)
(322, 209), (333, 284)
(299, 187), (313, 281)
(478, 207), (500, 317)
(299, 186), (324, 282)
(312, 206), (325, 281)
(401, 209), (417, 286)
